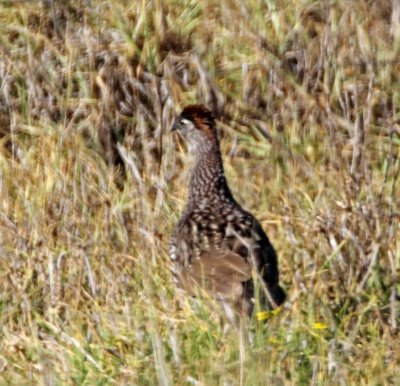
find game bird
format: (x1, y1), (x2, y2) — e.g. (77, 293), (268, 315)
(170, 105), (285, 317)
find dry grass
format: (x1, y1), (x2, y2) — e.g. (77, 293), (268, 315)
(0, 0), (399, 384)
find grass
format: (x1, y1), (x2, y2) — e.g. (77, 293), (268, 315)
(0, 0), (399, 384)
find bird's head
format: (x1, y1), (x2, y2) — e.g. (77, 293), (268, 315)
(172, 105), (218, 153)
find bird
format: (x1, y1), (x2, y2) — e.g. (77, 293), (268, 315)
(169, 104), (286, 317)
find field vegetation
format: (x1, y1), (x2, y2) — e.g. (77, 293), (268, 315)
(0, 0), (399, 384)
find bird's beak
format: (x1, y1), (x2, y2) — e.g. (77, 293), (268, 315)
(171, 120), (179, 132)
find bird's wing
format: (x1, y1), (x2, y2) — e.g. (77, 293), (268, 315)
(220, 217), (286, 308)
(171, 210), (285, 308)
(179, 250), (252, 301)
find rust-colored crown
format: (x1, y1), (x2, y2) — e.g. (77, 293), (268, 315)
(180, 105), (214, 122)
(180, 104), (216, 139)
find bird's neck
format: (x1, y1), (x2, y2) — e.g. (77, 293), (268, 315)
(188, 141), (234, 203)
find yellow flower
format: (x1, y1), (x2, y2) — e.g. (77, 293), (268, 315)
(256, 307), (282, 321)
(312, 322), (328, 330)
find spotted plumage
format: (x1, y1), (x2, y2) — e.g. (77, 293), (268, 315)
(170, 105), (286, 316)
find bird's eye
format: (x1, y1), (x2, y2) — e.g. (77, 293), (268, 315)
(180, 118), (191, 125)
